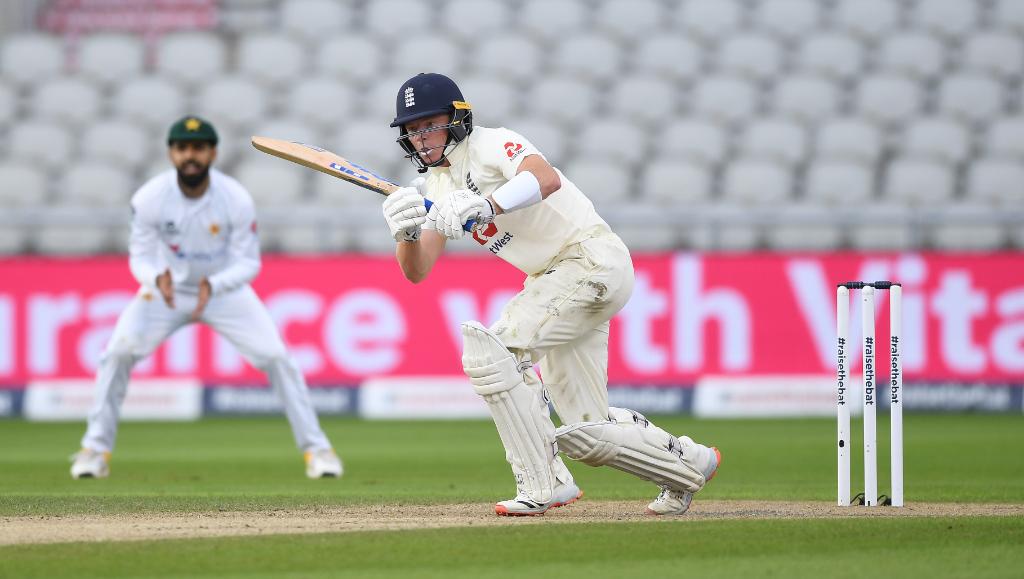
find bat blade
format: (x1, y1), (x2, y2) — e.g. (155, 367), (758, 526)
(251, 136), (399, 196)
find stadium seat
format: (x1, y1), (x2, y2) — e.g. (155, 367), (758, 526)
(390, 37), (461, 84)
(365, 0), (433, 40)
(631, 34), (704, 85)
(691, 76), (759, 127)
(316, 36), (383, 86)
(234, 160), (307, 207)
(77, 34), (144, 85)
(765, 204), (843, 251)
(237, 34), (306, 88)
(79, 120), (151, 171)
(616, 224), (679, 252)
(966, 159), (1024, 206)
(739, 119), (808, 167)
(0, 228), (27, 254)
(59, 163), (134, 207)
(930, 204), (1007, 251)
(273, 222), (350, 254)
(816, 118), (884, 165)
(985, 117), (1024, 160)
(656, 119), (729, 167)
(594, 0), (664, 42)
(285, 77), (354, 127)
(520, 0), (588, 42)
(8, 121), (74, 169)
(0, 33), (63, 87)
(694, 204), (761, 251)
(280, 0), (350, 42)
(795, 33), (864, 82)
(0, 82), (15, 128)
(676, 0), (742, 45)
(31, 77), (101, 127)
(884, 159), (956, 205)
(551, 34), (622, 83)
(912, 0), (978, 42)
(501, 117), (567, 165)
(33, 224), (113, 255)
(755, 0), (821, 43)
(722, 160), (793, 206)
(937, 74), (1004, 125)
(771, 75), (841, 125)
(562, 159), (632, 206)
(576, 119), (647, 166)
(155, 32), (227, 87)
(527, 77), (598, 127)
(197, 77), (268, 130)
(876, 32), (946, 81)
(642, 161), (714, 204)
(848, 205), (914, 251)
(856, 75), (923, 128)
(606, 76), (677, 127)
(441, 0), (512, 42)
(113, 76), (186, 129)
(313, 169), (386, 210)
(458, 77), (517, 126)
(994, 0), (1024, 34)
(717, 34), (784, 83)
(472, 33), (542, 84)
(900, 118), (972, 165)
(805, 160), (875, 207)
(962, 32), (1024, 81)
(834, 0), (900, 43)
(0, 162), (48, 207)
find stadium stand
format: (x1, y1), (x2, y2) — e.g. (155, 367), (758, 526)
(0, 0), (1021, 254)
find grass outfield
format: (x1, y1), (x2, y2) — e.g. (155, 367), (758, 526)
(1, 414), (1022, 577)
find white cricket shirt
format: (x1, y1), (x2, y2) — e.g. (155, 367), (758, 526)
(424, 126), (610, 275)
(128, 168), (261, 295)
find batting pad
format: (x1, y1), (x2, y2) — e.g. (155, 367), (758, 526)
(462, 321), (556, 504)
(556, 407), (706, 493)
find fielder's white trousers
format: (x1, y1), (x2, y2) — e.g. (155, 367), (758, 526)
(80, 285), (332, 453)
(491, 228), (636, 425)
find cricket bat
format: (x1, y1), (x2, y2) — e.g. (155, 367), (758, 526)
(250, 136), (474, 230)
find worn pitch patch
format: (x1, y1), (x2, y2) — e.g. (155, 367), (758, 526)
(2, 500), (1022, 546)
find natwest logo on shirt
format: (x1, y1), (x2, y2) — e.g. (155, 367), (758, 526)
(504, 141), (524, 160)
(472, 222), (498, 245)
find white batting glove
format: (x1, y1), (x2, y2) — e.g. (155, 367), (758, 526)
(437, 189), (495, 241)
(382, 186), (428, 242)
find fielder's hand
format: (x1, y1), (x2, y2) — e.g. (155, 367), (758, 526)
(156, 269), (175, 308)
(191, 278), (211, 322)
(438, 189), (495, 240)
(383, 185), (428, 242)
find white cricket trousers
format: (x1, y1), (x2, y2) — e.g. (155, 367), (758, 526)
(491, 228), (635, 425)
(80, 284), (332, 453)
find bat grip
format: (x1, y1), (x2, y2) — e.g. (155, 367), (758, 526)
(423, 198), (475, 232)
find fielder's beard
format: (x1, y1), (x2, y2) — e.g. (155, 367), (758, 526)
(177, 163), (209, 188)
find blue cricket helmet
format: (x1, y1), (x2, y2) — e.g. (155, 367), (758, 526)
(391, 73), (473, 172)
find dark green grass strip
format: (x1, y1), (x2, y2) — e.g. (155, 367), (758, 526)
(2, 517), (1022, 579)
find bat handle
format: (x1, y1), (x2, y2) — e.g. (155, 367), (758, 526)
(423, 198), (475, 232)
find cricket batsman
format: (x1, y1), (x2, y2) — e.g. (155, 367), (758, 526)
(70, 116), (342, 480)
(381, 73), (721, 516)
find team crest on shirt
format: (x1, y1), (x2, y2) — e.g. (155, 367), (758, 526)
(209, 223), (220, 236)
(466, 172), (480, 194)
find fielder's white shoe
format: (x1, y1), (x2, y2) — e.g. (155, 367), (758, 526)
(646, 446), (722, 516)
(70, 448), (111, 479)
(304, 448), (343, 479)
(494, 480), (583, 517)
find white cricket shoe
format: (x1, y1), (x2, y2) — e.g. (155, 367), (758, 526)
(70, 448), (111, 479)
(646, 446), (722, 516)
(494, 480), (583, 517)
(304, 448), (343, 479)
